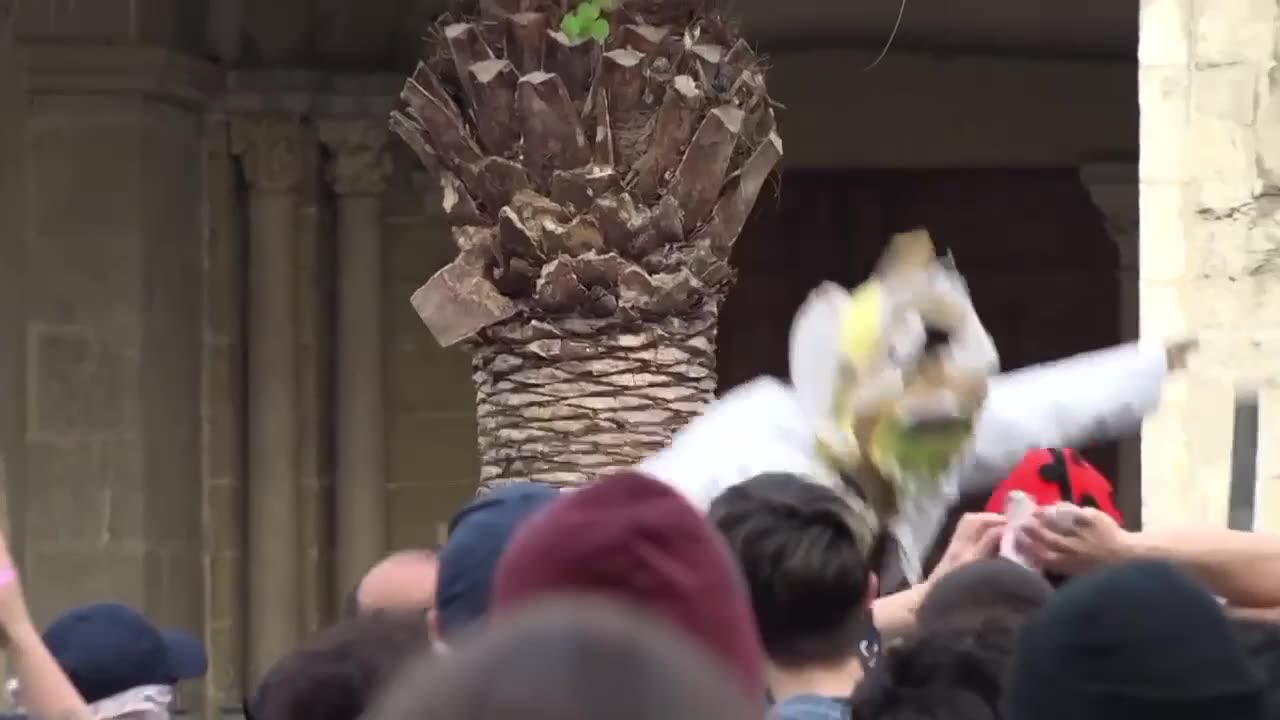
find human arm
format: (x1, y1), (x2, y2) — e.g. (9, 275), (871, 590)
(6, 625), (91, 720)
(1017, 505), (1280, 608)
(1124, 528), (1280, 608)
(873, 513), (1004, 639)
(0, 532), (90, 719)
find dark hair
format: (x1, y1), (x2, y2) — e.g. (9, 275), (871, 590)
(371, 598), (762, 720)
(708, 473), (873, 667)
(918, 559), (1054, 632)
(1232, 619), (1280, 720)
(850, 612), (1020, 720)
(249, 612), (432, 720)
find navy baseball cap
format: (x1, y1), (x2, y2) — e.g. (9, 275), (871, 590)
(435, 483), (560, 639)
(42, 603), (208, 704)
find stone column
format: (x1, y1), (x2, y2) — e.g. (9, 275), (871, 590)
(1080, 162), (1142, 527)
(1139, 0), (1280, 530)
(318, 120), (393, 600)
(232, 116), (305, 683)
(0, 0), (23, 557)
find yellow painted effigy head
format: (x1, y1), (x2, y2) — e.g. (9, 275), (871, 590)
(789, 229), (999, 520)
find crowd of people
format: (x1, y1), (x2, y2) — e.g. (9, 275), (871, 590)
(3, 436), (1280, 719)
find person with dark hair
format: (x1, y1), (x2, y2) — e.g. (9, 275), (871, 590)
(1005, 560), (1264, 720)
(371, 598), (763, 720)
(849, 613), (1020, 720)
(247, 612), (431, 720)
(492, 471), (767, 700)
(708, 473), (1005, 718)
(708, 473), (878, 718)
(1232, 619), (1280, 720)
(917, 559), (1053, 632)
(434, 482), (558, 643)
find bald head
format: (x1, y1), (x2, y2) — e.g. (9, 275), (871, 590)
(350, 550), (439, 616)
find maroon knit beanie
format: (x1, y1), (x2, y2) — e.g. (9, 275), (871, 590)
(491, 471), (767, 699)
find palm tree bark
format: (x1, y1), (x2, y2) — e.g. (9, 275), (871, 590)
(472, 313), (718, 487)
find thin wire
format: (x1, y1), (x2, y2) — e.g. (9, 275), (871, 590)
(862, 0), (908, 71)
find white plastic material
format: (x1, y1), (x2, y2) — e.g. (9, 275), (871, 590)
(999, 490), (1038, 571)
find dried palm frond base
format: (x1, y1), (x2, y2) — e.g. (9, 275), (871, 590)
(394, 0), (782, 488)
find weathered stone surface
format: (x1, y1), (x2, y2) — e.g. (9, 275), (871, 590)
(1138, 66), (1189, 183)
(1139, 0), (1280, 532)
(1138, 0), (1190, 66)
(1193, 64), (1258, 125)
(387, 480), (476, 549)
(1255, 71), (1280, 189)
(1192, 0), (1275, 66)
(1138, 182), (1190, 283)
(1187, 118), (1259, 208)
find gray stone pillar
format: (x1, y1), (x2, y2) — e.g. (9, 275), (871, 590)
(318, 120), (392, 600)
(232, 115), (305, 684)
(1079, 162), (1141, 527)
(0, 0), (23, 555)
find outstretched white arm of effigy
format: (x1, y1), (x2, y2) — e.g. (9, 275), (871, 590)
(881, 338), (1192, 587)
(637, 376), (845, 513)
(957, 339), (1181, 495)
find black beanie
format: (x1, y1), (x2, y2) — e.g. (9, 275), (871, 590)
(1005, 560), (1264, 720)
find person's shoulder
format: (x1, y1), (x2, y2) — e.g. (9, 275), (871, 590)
(769, 694), (850, 720)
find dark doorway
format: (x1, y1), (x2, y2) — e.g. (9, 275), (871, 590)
(716, 168), (1126, 556)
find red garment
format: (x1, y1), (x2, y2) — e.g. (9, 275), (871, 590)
(984, 448), (1124, 525)
(492, 471), (767, 700)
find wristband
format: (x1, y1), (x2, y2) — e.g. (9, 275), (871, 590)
(0, 566), (17, 588)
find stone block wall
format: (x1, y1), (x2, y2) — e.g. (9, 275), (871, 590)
(20, 93), (205, 633)
(1139, 0), (1280, 530)
(382, 149), (480, 551)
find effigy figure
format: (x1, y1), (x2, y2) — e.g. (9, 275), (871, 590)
(641, 229), (1194, 587)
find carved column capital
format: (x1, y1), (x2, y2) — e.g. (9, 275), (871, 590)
(231, 115), (307, 193)
(317, 119), (393, 197)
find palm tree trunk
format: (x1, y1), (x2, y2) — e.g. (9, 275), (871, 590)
(472, 311), (719, 488)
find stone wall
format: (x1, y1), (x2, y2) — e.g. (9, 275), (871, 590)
(1139, 0), (1280, 530)
(0, 0), (24, 569)
(20, 91), (204, 634)
(382, 152), (480, 551)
